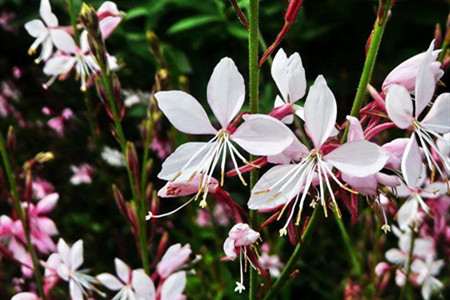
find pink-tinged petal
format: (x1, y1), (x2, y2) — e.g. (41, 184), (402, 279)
(223, 238), (237, 260)
(114, 258), (131, 284)
(231, 114), (293, 156)
(0, 215), (14, 235)
(274, 95), (294, 124)
(157, 244), (192, 278)
(382, 138), (410, 170)
(271, 49), (306, 103)
(50, 30), (76, 53)
(304, 75), (337, 149)
(397, 199), (419, 230)
(248, 164), (302, 211)
(421, 182), (447, 199)
(43, 55), (76, 76)
(415, 41), (438, 117)
(267, 136), (309, 164)
(155, 91), (217, 135)
(401, 135), (422, 189)
(382, 50), (443, 93)
(131, 269), (155, 299)
(69, 279), (83, 300)
(37, 217), (58, 236)
(70, 240), (84, 271)
(376, 173), (400, 187)
(157, 142), (214, 181)
(385, 85), (413, 129)
(100, 16), (121, 39)
(341, 174), (377, 196)
(421, 93), (450, 134)
(161, 271), (187, 300)
(40, 0), (58, 27)
(98, 1), (121, 16)
(44, 253), (61, 276)
(57, 238), (71, 266)
(96, 273), (124, 290)
(25, 20), (46, 37)
(36, 192), (59, 214)
(436, 133), (450, 157)
(207, 57), (245, 128)
(346, 116), (364, 142)
(324, 140), (389, 177)
(158, 175), (218, 198)
(385, 249), (405, 265)
(11, 292), (38, 300)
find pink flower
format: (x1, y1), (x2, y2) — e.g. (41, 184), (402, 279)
(32, 179), (55, 199)
(70, 164), (94, 185)
(223, 223), (260, 293)
(11, 292), (39, 300)
(155, 58), (293, 208)
(258, 243), (284, 277)
(157, 243), (192, 279)
(150, 137), (171, 160)
(97, 258), (156, 300)
(249, 75), (389, 236)
(96, 2), (123, 39)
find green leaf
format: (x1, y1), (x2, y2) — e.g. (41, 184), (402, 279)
(226, 24), (248, 40)
(124, 7), (148, 21)
(168, 15), (224, 34)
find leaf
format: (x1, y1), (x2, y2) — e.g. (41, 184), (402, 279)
(124, 7), (148, 21)
(226, 24), (248, 40)
(167, 15), (224, 34)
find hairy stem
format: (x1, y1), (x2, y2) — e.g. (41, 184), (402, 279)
(0, 131), (46, 300)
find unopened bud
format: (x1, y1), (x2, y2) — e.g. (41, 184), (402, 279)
(112, 184), (127, 214)
(35, 152), (54, 164)
(156, 232), (169, 258)
(24, 170), (32, 201)
(178, 75), (189, 91)
(7, 126), (15, 152)
(146, 30), (161, 58)
(435, 24), (442, 49)
(285, 0), (304, 23)
(126, 142), (139, 176)
(112, 74), (125, 120)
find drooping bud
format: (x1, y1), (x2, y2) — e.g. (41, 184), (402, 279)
(7, 126), (15, 152)
(34, 152), (54, 164)
(126, 142), (139, 176)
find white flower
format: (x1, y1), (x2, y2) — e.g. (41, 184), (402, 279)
(101, 146), (125, 167)
(411, 254), (444, 300)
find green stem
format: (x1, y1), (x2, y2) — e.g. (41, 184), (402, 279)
(438, 39), (449, 62)
(0, 131), (46, 300)
(342, 0), (392, 141)
(248, 0), (259, 299)
(334, 214), (361, 276)
(263, 208), (321, 300)
(399, 229), (416, 300)
(67, 0), (80, 41)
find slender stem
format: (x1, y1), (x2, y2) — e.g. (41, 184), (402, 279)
(263, 208), (321, 300)
(438, 40), (448, 62)
(248, 0), (259, 298)
(342, 0), (392, 141)
(399, 229), (416, 300)
(67, 0), (80, 41)
(334, 214), (361, 276)
(0, 131), (46, 300)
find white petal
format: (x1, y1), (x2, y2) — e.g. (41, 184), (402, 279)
(324, 140), (389, 177)
(40, 0), (58, 27)
(57, 264), (70, 281)
(69, 279), (84, 300)
(25, 20), (47, 38)
(43, 55), (76, 76)
(114, 258), (131, 284)
(385, 85), (414, 129)
(385, 249), (405, 265)
(248, 164), (302, 210)
(231, 114), (293, 156)
(158, 142), (213, 181)
(413, 238), (433, 258)
(401, 135), (422, 189)
(267, 136), (309, 164)
(421, 93), (450, 134)
(304, 75), (337, 149)
(415, 41), (437, 117)
(397, 199), (419, 230)
(421, 182), (447, 198)
(50, 30), (77, 53)
(70, 240), (84, 271)
(41, 37), (54, 61)
(131, 269), (155, 299)
(346, 116), (365, 142)
(36, 192), (59, 213)
(161, 271), (187, 300)
(57, 238), (71, 266)
(11, 292), (39, 300)
(293, 104), (304, 120)
(207, 57), (245, 128)
(421, 277), (443, 300)
(96, 273), (124, 290)
(155, 91), (217, 135)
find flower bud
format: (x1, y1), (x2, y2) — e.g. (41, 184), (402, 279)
(126, 142), (139, 176)
(7, 126), (15, 152)
(285, 0), (304, 23)
(112, 184), (127, 215)
(146, 30), (161, 59)
(35, 152), (54, 164)
(435, 23), (442, 48)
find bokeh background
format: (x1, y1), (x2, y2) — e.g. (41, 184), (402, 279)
(0, 0), (449, 298)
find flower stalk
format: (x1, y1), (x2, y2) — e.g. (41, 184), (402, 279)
(0, 130), (46, 300)
(399, 229), (416, 300)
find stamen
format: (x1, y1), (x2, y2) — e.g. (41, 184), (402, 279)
(145, 197), (195, 220)
(243, 160), (261, 168)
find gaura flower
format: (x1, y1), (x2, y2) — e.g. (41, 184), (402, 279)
(223, 223), (260, 293)
(96, 258), (155, 300)
(101, 146), (125, 167)
(155, 58), (293, 208)
(248, 75), (389, 236)
(385, 41), (450, 178)
(24, 0), (65, 63)
(70, 164), (94, 185)
(271, 48), (306, 124)
(258, 243), (284, 278)
(156, 243), (192, 279)
(411, 254), (444, 300)
(11, 292), (40, 300)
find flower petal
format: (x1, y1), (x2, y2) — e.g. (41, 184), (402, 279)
(161, 271), (187, 300)
(25, 20), (47, 38)
(12, 293), (38, 300)
(272, 49), (306, 103)
(96, 273), (124, 290)
(131, 269), (155, 299)
(158, 142), (214, 181)
(385, 85), (414, 129)
(36, 192), (59, 214)
(223, 238), (237, 260)
(43, 55), (76, 76)
(100, 16), (122, 39)
(50, 29), (77, 54)
(40, 0), (58, 27)
(57, 238), (71, 266)
(421, 93), (450, 134)
(415, 41), (438, 117)
(69, 279), (83, 300)
(267, 136), (309, 164)
(114, 258), (131, 284)
(207, 57), (245, 128)
(324, 140), (389, 177)
(70, 240), (84, 271)
(304, 75), (337, 149)
(385, 249), (405, 265)
(397, 199), (419, 230)
(231, 114), (293, 156)
(346, 116), (365, 142)
(401, 135), (422, 189)
(155, 91), (217, 135)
